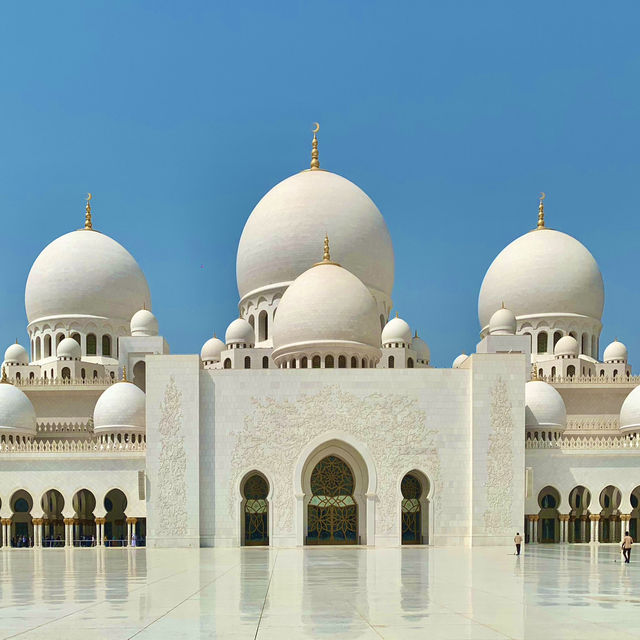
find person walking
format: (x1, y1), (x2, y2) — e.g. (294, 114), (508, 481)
(514, 532), (523, 555)
(622, 531), (633, 563)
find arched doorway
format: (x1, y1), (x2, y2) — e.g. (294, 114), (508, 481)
(72, 489), (97, 546)
(307, 455), (358, 545)
(630, 486), (640, 540)
(599, 485), (622, 543)
(401, 472), (430, 545)
(537, 486), (560, 542)
(568, 486), (591, 542)
(10, 490), (33, 547)
(241, 473), (269, 546)
(41, 489), (65, 547)
(133, 360), (146, 392)
(104, 489), (127, 547)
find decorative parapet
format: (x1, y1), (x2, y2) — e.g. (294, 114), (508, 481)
(565, 416), (619, 432)
(542, 374), (638, 385)
(37, 421), (94, 434)
(13, 377), (116, 388)
(0, 438), (145, 454)
(526, 434), (640, 450)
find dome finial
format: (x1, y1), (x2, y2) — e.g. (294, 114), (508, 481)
(121, 366), (127, 382)
(323, 233), (331, 261)
(537, 192), (546, 230)
(85, 193), (93, 230)
(1, 366), (8, 384)
(310, 122), (320, 170)
(395, 310), (399, 318)
(531, 364), (538, 380)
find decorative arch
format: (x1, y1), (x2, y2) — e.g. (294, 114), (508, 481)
(399, 469), (431, 545)
(239, 471), (270, 546)
(537, 485), (561, 542)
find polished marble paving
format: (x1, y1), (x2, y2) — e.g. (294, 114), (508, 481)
(0, 545), (638, 639)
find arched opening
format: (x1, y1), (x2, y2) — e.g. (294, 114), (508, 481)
(537, 332), (548, 354)
(223, 358), (231, 369)
(44, 334), (52, 358)
(81, 368), (86, 380)
(388, 355), (395, 369)
(551, 366), (556, 377)
(599, 485), (622, 543)
(537, 486), (560, 543)
(361, 358), (367, 368)
(306, 455), (358, 545)
(244, 356), (251, 369)
(401, 471), (430, 545)
(86, 333), (97, 355)
(56, 333), (65, 351)
(102, 335), (112, 357)
(248, 315), (255, 331)
(104, 489), (127, 547)
(567, 365), (576, 377)
(312, 356), (321, 369)
(133, 360), (146, 392)
(290, 359), (297, 369)
(241, 473), (269, 546)
(72, 489), (97, 546)
(553, 331), (562, 348)
(351, 356), (358, 368)
(630, 486), (640, 541)
(262, 356), (269, 369)
(407, 358), (414, 368)
(380, 315), (385, 331)
(258, 310), (268, 342)
(338, 355), (346, 368)
(41, 489), (65, 547)
(61, 367), (71, 380)
(325, 355), (334, 368)
(568, 486), (591, 542)
(300, 356), (308, 369)
(35, 337), (41, 361)
(71, 332), (81, 346)
(581, 333), (589, 355)
(10, 490), (33, 547)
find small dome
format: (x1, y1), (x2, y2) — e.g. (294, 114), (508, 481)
(4, 343), (28, 365)
(554, 335), (579, 358)
(57, 337), (81, 360)
(620, 386), (640, 433)
(93, 381), (145, 433)
(130, 309), (158, 337)
(201, 336), (225, 363)
(272, 253), (381, 363)
(452, 354), (468, 369)
(225, 318), (255, 347)
(489, 306), (517, 335)
(603, 339), (628, 363)
(525, 380), (567, 430)
(0, 382), (36, 436)
(411, 333), (430, 364)
(382, 315), (412, 346)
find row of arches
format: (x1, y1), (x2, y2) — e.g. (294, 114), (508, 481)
(279, 355), (378, 369)
(538, 366), (630, 379)
(31, 332), (115, 361)
(524, 330), (598, 358)
(239, 458), (430, 546)
(0, 488), (143, 548)
(531, 485), (640, 543)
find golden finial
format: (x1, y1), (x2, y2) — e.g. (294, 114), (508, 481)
(310, 122), (320, 170)
(314, 234), (339, 266)
(536, 192), (546, 230)
(121, 366), (127, 382)
(501, 301), (505, 309)
(0, 367), (7, 384)
(395, 311), (399, 319)
(84, 193), (93, 230)
(414, 330), (418, 338)
(213, 331), (217, 339)
(531, 364), (538, 380)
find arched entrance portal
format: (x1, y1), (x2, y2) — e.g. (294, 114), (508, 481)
(537, 486), (560, 543)
(72, 489), (97, 546)
(401, 472), (430, 545)
(242, 473), (269, 546)
(568, 486), (591, 542)
(104, 489), (127, 547)
(10, 490), (33, 547)
(41, 489), (65, 547)
(307, 455), (357, 545)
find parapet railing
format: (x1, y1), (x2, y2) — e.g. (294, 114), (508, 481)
(526, 435), (640, 450)
(12, 377), (116, 387)
(541, 374), (640, 385)
(0, 439), (145, 454)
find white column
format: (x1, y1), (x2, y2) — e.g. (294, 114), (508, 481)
(533, 517), (539, 544)
(621, 516), (630, 543)
(127, 522), (132, 546)
(580, 517), (587, 542)
(2, 520), (8, 547)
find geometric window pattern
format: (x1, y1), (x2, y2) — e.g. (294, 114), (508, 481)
(243, 474), (269, 546)
(401, 473), (422, 544)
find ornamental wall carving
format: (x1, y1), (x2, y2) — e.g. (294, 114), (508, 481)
(230, 385), (440, 537)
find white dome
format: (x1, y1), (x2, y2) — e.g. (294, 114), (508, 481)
(272, 260), (381, 359)
(93, 381), (145, 433)
(525, 380), (567, 430)
(411, 333), (430, 364)
(554, 335), (579, 358)
(201, 336), (225, 362)
(452, 354), (468, 369)
(4, 343), (28, 365)
(620, 386), (640, 432)
(603, 340), (627, 363)
(381, 315), (412, 346)
(130, 309), (158, 337)
(489, 307), (517, 335)
(236, 170), (394, 301)
(478, 228), (604, 331)
(57, 337), (81, 360)
(25, 229), (151, 323)
(0, 382), (36, 436)
(225, 318), (255, 347)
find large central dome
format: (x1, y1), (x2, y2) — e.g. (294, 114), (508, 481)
(236, 170), (394, 301)
(25, 229), (151, 323)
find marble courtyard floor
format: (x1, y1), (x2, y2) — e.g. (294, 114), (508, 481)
(0, 545), (638, 639)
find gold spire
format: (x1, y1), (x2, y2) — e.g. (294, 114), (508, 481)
(84, 193), (93, 230)
(531, 364), (538, 380)
(314, 234), (339, 266)
(0, 367), (7, 384)
(121, 366), (127, 382)
(536, 192), (546, 230)
(310, 122), (320, 170)
(395, 311), (399, 318)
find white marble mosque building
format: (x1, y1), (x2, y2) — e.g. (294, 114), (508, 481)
(0, 130), (639, 550)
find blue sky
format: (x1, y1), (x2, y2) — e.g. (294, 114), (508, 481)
(1, 2), (639, 366)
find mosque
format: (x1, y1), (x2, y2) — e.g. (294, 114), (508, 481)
(0, 128), (638, 550)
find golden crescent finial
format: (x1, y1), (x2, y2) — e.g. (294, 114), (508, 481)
(84, 193), (93, 230)
(310, 122), (320, 170)
(312, 122), (320, 134)
(539, 192), (545, 201)
(87, 192), (92, 202)
(536, 191), (546, 230)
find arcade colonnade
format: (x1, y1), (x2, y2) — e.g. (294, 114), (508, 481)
(526, 484), (640, 544)
(0, 487), (145, 548)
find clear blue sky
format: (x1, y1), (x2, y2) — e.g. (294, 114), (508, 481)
(1, 2), (639, 366)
